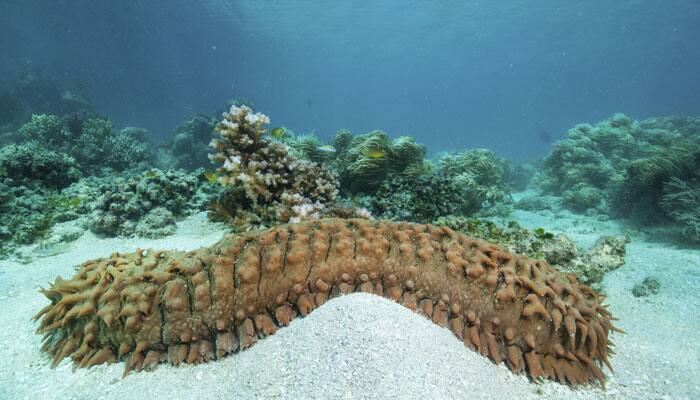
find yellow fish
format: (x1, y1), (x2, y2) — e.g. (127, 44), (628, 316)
(269, 127), (287, 138)
(364, 148), (386, 159)
(202, 170), (219, 184)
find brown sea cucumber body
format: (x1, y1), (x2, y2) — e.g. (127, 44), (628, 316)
(34, 218), (616, 386)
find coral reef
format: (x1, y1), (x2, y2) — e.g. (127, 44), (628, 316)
(0, 181), (83, 256)
(103, 127), (153, 170)
(284, 133), (335, 164)
(365, 148), (512, 221)
(35, 218), (616, 386)
(336, 130), (392, 192)
(18, 112), (154, 174)
(515, 195), (557, 212)
(538, 114), (700, 220)
(167, 113), (218, 170)
(208, 105), (338, 226)
(367, 173), (467, 222)
(0, 70), (92, 141)
(0, 142), (81, 189)
(500, 159), (535, 192)
(133, 207), (177, 239)
(87, 169), (215, 238)
(438, 148), (512, 213)
(614, 143), (700, 222)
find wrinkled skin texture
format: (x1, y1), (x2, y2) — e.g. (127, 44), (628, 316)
(35, 218), (617, 386)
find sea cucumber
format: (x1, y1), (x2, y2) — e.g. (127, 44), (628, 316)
(34, 218), (617, 386)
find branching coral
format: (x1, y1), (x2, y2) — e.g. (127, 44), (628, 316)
(208, 105), (338, 226)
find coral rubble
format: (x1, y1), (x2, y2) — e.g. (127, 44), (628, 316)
(35, 218), (617, 386)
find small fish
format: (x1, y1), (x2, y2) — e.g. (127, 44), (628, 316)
(269, 127), (287, 138)
(202, 170), (219, 184)
(67, 196), (80, 208)
(364, 148), (386, 159)
(317, 145), (336, 154)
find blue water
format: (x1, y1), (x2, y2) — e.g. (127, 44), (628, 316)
(1, 1), (698, 161)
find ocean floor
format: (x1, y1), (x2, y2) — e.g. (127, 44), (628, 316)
(0, 209), (698, 400)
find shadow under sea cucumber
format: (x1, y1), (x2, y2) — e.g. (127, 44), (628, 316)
(34, 218), (619, 386)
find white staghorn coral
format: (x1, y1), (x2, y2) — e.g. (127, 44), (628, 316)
(208, 104), (338, 225)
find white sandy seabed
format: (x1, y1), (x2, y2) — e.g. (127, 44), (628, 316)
(0, 210), (699, 400)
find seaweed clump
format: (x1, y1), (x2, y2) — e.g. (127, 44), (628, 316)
(659, 177), (700, 243)
(334, 130), (425, 194)
(208, 105), (339, 227)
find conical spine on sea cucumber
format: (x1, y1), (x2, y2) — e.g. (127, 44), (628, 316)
(34, 218), (617, 386)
